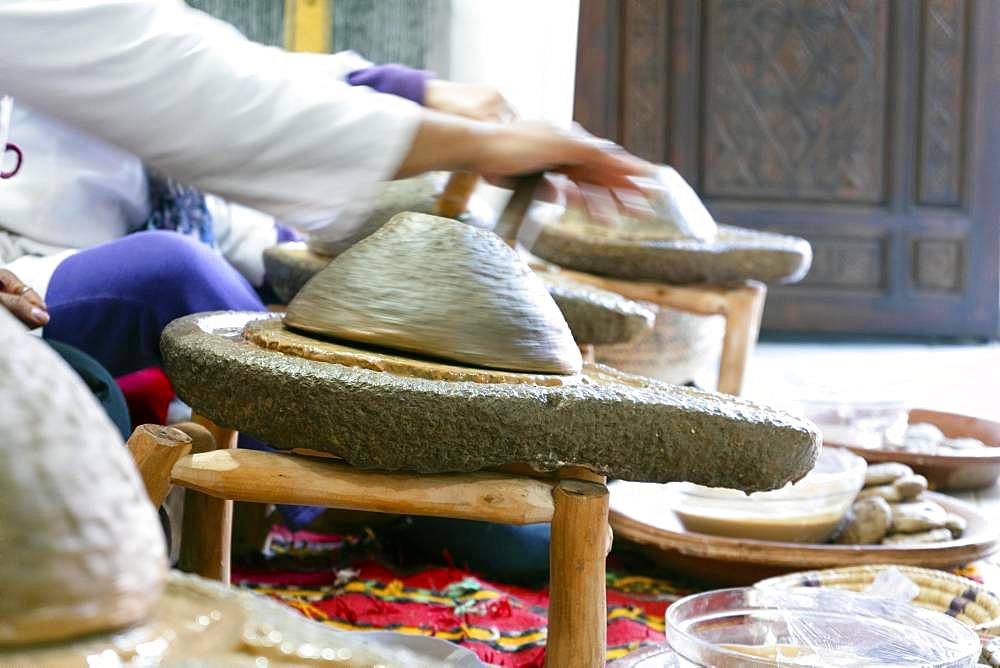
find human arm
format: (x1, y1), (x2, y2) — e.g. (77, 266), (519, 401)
(0, 1), (650, 241)
(0, 0), (421, 233)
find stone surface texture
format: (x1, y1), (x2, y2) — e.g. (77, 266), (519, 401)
(531, 220), (813, 286)
(265, 243), (655, 346)
(535, 270), (655, 345)
(0, 310), (166, 646)
(287, 213), (582, 374)
(161, 311), (821, 491)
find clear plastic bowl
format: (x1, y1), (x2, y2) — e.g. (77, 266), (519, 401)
(666, 587), (981, 667)
(666, 447), (867, 543)
(796, 396), (909, 449)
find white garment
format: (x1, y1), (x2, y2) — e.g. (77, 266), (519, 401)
(0, 0), (421, 251)
(0, 100), (291, 293)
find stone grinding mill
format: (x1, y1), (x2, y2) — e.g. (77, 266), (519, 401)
(161, 181), (821, 667)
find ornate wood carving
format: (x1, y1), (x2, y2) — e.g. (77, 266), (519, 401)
(914, 239), (963, 292)
(917, 0), (967, 207)
(798, 239), (885, 290)
(621, 1), (670, 163)
(701, 0), (888, 203)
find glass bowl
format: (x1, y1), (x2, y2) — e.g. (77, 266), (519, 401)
(666, 447), (866, 543)
(666, 587), (981, 667)
(795, 396), (909, 449)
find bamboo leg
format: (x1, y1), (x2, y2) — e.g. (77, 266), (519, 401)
(545, 477), (609, 668)
(126, 424), (192, 507)
(716, 281), (767, 396)
(175, 416), (236, 583)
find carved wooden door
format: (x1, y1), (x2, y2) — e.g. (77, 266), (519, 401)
(575, 0), (1000, 337)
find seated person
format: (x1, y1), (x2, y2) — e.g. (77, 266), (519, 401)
(0, 0), (650, 584)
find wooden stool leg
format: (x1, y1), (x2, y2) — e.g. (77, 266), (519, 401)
(126, 424), (192, 507)
(717, 281), (767, 396)
(175, 416), (237, 584)
(546, 478), (609, 668)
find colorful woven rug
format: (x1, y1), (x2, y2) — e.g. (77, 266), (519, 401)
(233, 527), (991, 666)
(233, 527), (688, 666)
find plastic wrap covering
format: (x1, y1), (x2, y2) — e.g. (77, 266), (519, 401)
(1, 571), (484, 666)
(666, 586), (981, 667)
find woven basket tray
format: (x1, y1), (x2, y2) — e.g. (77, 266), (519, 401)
(758, 564), (1000, 639)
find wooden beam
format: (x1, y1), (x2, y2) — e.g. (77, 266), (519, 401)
(284, 0), (331, 53)
(172, 449), (556, 525)
(716, 282), (767, 396)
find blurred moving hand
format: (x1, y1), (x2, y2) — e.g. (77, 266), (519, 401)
(398, 115), (657, 220)
(424, 80), (517, 123)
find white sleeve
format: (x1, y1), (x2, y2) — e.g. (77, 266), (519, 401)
(205, 195), (278, 288)
(0, 0), (421, 236)
(287, 50), (376, 81)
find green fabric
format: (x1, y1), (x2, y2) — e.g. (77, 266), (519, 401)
(184, 0), (445, 69)
(47, 340), (131, 441)
(186, 0), (285, 46)
(331, 0), (446, 68)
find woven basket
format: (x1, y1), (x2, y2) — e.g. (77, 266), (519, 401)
(758, 565), (1000, 637)
(595, 306), (724, 388)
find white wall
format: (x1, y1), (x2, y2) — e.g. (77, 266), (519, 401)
(445, 0), (580, 127)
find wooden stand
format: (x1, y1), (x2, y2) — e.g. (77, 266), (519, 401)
(176, 415), (237, 583)
(165, 415), (612, 662)
(546, 478), (610, 668)
(557, 269), (767, 395)
(126, 424), (192, 507)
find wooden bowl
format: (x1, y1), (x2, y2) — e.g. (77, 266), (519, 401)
(609, 484), (999, 587)
(831, 408), (1000, 491)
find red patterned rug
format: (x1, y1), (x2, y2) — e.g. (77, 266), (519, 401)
(233, 527), (992, 666)
(233, 527), (688, 666)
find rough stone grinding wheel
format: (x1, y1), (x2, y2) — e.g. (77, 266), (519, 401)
(162, 311), (821, 490)
(0, 309), (166, 646)
(530, 166), (813, 285)
(286, 212), (583, 375)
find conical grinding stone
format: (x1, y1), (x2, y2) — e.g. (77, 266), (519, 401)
(286, 212), (583, 375)
(0, 309), (166, 646)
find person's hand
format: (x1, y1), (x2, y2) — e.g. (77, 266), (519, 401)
(396, 113), (658, 220)
(0, 269), (49, 328)
(424, 80), (516, 123)
(473, 122), (650, 190)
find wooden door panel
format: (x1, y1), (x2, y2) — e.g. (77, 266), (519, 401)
(575, 0), (1000, 337)
(701, 0), (889, 204)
